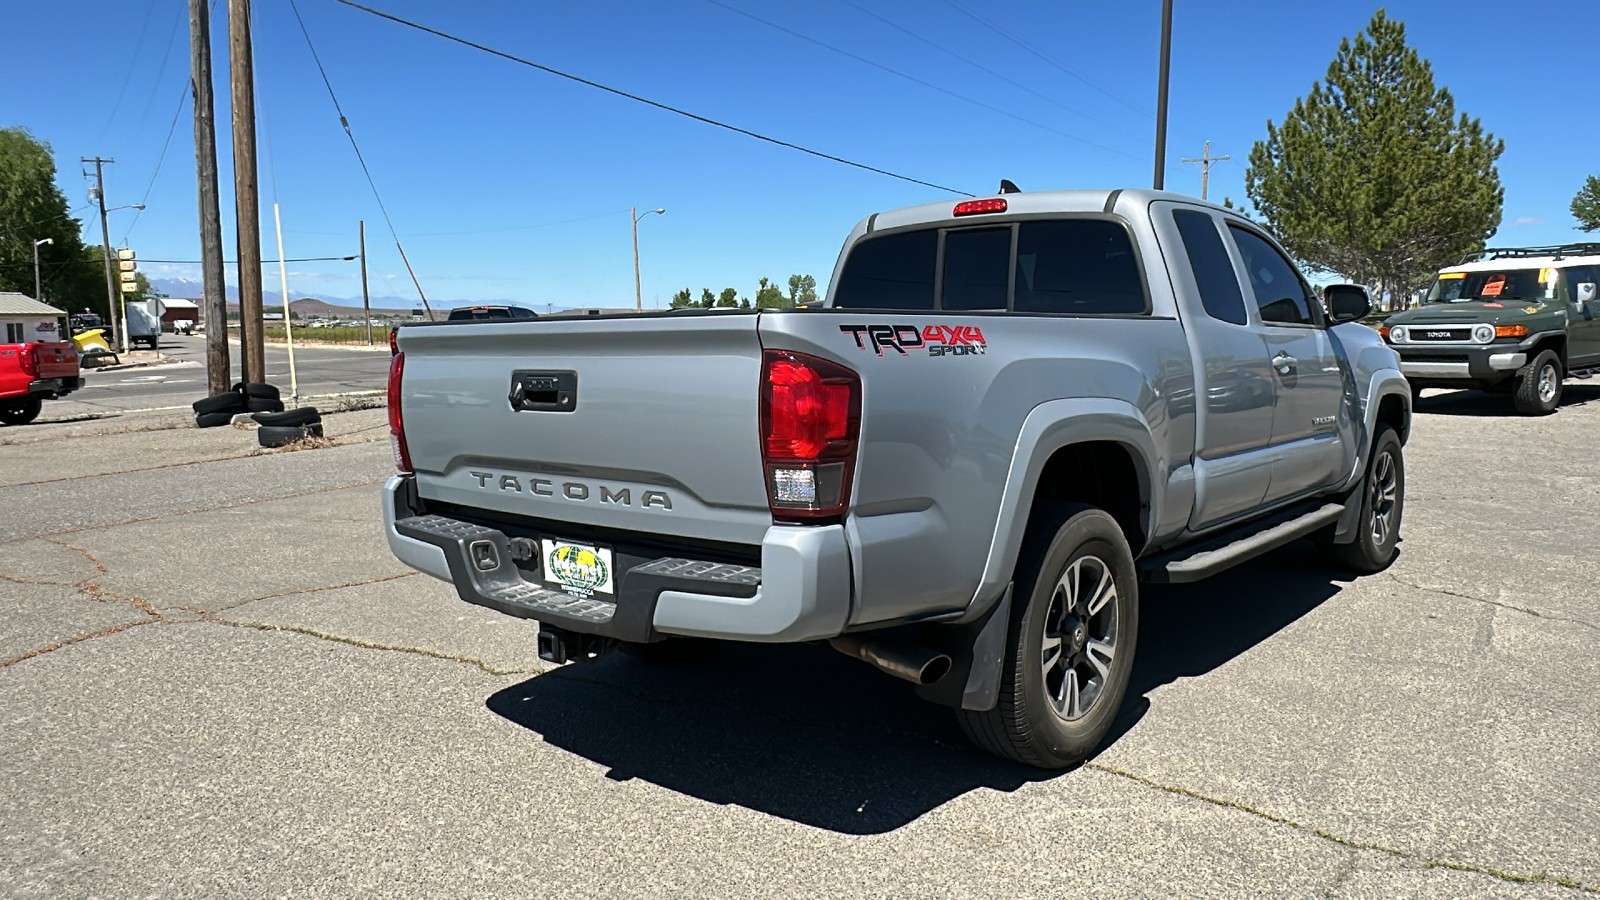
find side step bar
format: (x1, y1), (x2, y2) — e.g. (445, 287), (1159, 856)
(1141, 503), (1344, 584)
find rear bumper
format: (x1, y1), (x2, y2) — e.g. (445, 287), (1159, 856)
(29, 376), (80, 397)
(382, 475), (851, 643)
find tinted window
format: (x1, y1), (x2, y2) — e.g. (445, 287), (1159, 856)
(833, 230), (937, 310)
(1229, 226), (1316, 325)
(942, 227), (1011, 311)
(1015, 219), (1146, 314)
(1173, 211), (1248, 325)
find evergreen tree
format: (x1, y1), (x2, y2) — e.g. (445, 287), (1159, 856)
(1245, 10), (1503, 303)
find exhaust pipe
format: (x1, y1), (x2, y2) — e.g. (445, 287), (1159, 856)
(829, 635), (952, 686)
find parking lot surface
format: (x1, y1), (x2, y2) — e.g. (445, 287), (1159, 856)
(2, 388), (1598, 898)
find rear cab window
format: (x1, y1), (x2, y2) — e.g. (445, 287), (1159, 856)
(833, 217), (1149, 315)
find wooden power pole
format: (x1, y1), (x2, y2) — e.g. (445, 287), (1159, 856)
(1181, 141), (1231, 202)
(228, 0), (265, 385)
(81, 157), (123, 353)
(190, 0), (231, 395)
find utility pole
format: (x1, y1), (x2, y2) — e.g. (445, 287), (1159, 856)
(191, 0), (231, 395)
(1152, 0), (1173, 190)
(359, 220), (371, 345)
(1181, 141), (1230, 201)
(82, 157), (124, 353)
(228, 0), (265, 384)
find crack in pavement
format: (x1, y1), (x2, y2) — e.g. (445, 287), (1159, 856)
(1387, 572), (1600, 636)
(176, 571), (422, 615)
(199, 619), (545, 677)
(0, 479), (384, 547)
(0, 619), (162, 670)
(1086, 762), (1600, 896)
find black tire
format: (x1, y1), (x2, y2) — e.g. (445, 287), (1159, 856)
(1512, 350), (1562, 415)
(246, 397), (285, 414)
(257, 422), (323, 447)
(252, 406), (320, 428)
(233, 382), (281, 401)
(0, 396), (44, 426)
(192, 391), (246, 416)
(194, 410), (235, 428)
(957, 503), (1139, 769)
(1322, 424), (1404, 573)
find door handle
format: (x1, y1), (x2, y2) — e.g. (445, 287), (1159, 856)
(1273, 352), (1298, 375)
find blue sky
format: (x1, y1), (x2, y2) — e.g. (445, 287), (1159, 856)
(10, 0), (1597, 309)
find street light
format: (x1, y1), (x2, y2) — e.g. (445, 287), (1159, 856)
(631, 206), (666, 311)
(32, 238), (53, 301)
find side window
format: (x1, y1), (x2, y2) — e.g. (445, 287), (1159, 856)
(942, 227), (1011, 311)
(1228, 226), (1318, 326)
(832, 230), (937, 310)
(1566, 266), (1597, 302)
(1014, 219), (1146, 314)
(1172, 210), (1248, 325)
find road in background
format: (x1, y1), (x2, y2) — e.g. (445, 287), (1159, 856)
(57, 334), (392, 417)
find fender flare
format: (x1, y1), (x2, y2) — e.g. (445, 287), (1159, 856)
(963, 397), (1161, 621)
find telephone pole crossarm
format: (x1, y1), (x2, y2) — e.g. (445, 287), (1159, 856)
(1181, 141), (1232, 202)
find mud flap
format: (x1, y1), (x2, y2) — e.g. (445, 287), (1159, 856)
(915, 585), (1012, 711)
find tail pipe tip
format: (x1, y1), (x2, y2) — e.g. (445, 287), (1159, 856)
(829, 635), (952, 686)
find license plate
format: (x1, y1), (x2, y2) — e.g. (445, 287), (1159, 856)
(539, 539), (615, 597)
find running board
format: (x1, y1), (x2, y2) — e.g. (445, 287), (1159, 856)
(1141, 503), (1344, 584)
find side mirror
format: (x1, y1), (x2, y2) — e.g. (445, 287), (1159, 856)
(1578, 282), (1597, 309)
(1323, 284), (1371, 324)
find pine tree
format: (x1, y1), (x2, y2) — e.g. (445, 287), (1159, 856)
(1573, 176), (1600, 232)
(1245, 10), (1503, 304)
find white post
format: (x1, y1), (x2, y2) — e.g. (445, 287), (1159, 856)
(273, 202), (299, 403)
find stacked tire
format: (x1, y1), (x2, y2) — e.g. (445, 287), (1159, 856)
(253, 406), (323, 447)
(192, 382), (285, 427)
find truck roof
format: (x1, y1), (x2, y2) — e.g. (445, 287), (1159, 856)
(1441, 253), (1600, 273)
(858, 188), (1235, 234)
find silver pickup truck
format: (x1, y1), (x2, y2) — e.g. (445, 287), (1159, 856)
(382, 188), (1411, 768)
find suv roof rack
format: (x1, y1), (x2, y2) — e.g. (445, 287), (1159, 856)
(1457, 243), (1600, 264)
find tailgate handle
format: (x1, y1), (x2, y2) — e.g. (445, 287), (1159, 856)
(510, 370), (577, 412)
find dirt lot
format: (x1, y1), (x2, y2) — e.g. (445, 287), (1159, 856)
(2, 389), (1598, 898)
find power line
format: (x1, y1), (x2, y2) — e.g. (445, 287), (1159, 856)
(943, 0), (1151, 118)
(332, 0), (974, 196)
(290, 0), (435, 315)
(121, 85), (191, 245)
(98, 0), (162, 142)
(708, 0), (1137, 160)
(832, 0), (1129, 137)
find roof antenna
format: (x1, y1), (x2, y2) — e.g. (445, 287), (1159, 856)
(998, 179), (1021, 194)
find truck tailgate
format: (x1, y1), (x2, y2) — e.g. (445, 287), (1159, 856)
(34, 342), (78, 379)
(397, 313), (772, 545)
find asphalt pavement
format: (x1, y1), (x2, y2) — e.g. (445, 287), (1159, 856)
(1, 387), (1598, 898)
(51, 334), (391, 419)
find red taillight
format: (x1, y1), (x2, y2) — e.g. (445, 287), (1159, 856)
(17, 344), (37, 377)
(387, 350), (411, 473)
(388, 327), (399, 356)
(760, 350), (860, 521)
(953, 198), (1007, 216)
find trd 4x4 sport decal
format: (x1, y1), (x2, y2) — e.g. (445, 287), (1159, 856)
(839, 324), (988, 357)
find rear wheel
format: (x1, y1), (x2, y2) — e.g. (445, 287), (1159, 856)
(1513, 350), (1562, 415)
(0, 397), (43, 426)
(958, 504), (1138, 769)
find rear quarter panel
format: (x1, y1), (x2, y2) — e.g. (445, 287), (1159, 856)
(759, 312), (1192, 626)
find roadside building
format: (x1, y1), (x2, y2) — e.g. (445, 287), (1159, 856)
(0, 291), (68, 343)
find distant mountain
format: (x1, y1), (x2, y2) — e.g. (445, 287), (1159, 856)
(147, 276), (431, 311)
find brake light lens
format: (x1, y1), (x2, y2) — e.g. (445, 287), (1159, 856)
(387, 350), (411, 473)
(953, 198), (1007, 217)
(760, 350), (860, 521)
(388, 327), (399, 356)
(1495, 324), (1528, 339)
(17, 344), (37, 377)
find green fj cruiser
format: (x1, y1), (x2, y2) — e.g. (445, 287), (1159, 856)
(1382, 244), (1600, 414)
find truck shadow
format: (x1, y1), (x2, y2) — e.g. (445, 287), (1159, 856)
(1415, 383), (1600, 416)
(486, 541), (1348, 835)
